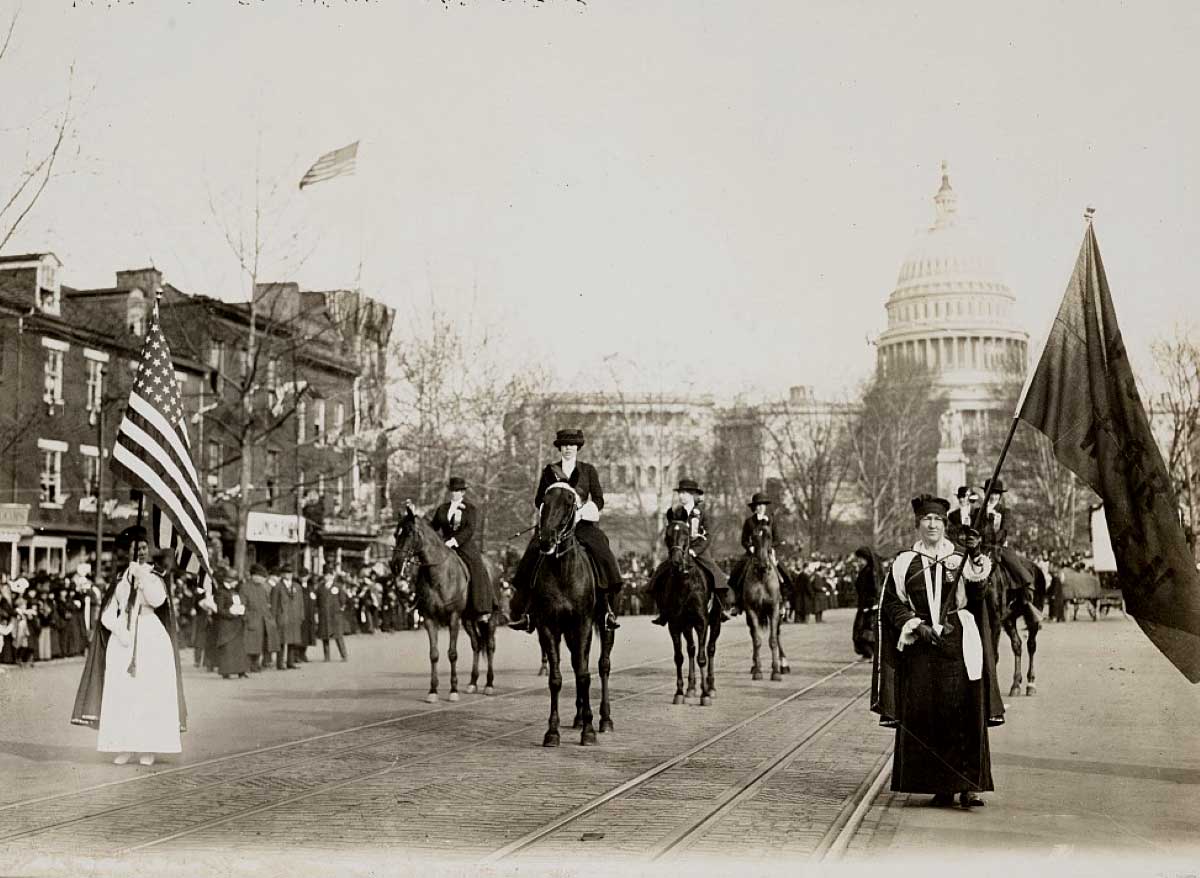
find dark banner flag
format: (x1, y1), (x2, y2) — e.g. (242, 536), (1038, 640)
(1017, 223), (1200, 682)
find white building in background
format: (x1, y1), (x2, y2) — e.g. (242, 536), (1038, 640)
(877, 161), (1029, 433)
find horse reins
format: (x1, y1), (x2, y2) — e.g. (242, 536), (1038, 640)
(540, 483), (580, 558)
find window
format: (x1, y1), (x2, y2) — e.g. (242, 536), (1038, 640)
(42, 341), (66, 405)
(317, 473), (326, 498)
(38, 261), (61, 315)
(335, 476), (345, 515)
(239, 347), (250, 379)
(314, 400), (326, 445)
(206, 441), (222, 492)
(85, 359), (104, 418)
(266, 450), (280, 507)
(266, 360), (278, 405)
(334, 402), (345, 444)
(38, 440), (66, 505)
(82, 450), (101, 498)
(296, 400), (307, 443)
(128, 308), (145, 336)
(208, 340), (225, 392)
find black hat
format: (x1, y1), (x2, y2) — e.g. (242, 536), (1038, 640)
(956, 485), (970, 499)
(553, 429), (585, 449)
(447, 476), (467, 492)
(984, 477), (1007, 494)
(676, 478), (704, 496)
(249, 563), (269, 577)
(747, 492), (772, 509)
(116, 525), (148, 548)
(910, 494), (950, 518)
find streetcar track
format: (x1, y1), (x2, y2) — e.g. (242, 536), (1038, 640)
(2, 641), (742, 815)
(114, 676), (683, 856)
(648, 687), (871, 860)
(481, 659), (862, 863)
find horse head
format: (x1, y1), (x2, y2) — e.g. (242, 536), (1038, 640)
(391, 501), (423, 576)
(749, 520), (774, 572)
(664, 519), (692, 571)
(538, 483), (579, 556)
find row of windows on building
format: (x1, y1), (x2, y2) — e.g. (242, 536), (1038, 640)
(891, 297), (1007, 324)
(38, 335), (359, 447)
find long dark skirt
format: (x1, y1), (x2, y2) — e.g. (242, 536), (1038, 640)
(852, 608), (876, 658)
(891, 628), (993, 795)
(455, 549), (497, 617)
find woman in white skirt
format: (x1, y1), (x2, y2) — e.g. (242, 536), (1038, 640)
(73, 525), (186, 766)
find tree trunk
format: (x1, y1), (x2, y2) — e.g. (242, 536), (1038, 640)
(234, 436), (253, 575)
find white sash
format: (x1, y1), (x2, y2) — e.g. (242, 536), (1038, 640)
(891, 541), (982, 680)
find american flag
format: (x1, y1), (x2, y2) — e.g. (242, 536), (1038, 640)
(110, 296), (212, 593)
(298, 141), (359, 190)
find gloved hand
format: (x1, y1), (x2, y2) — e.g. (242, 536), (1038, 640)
(960, 526), (983, 560)
(914, 623), (940, 646)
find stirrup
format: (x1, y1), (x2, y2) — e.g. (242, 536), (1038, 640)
(604, 611), (621, 630)
(507, 614), (534, 633)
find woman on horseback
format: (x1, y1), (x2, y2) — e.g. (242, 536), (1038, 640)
(508, 429), (622, 633)
(430, 477), (497, 622)
(650, 479), (733, 626)
(727, 492), (791, 613)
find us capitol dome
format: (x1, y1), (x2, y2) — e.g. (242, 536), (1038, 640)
(877, 161), (1029, 428)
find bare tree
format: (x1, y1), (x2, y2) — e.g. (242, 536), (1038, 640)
(1150, 327), (1200, 555)
(758, 398), (852, 554)
(0, 4), (79, 250)
(845, 361), (946, 554)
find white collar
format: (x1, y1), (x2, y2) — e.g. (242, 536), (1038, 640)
(560, 458), (576, 476)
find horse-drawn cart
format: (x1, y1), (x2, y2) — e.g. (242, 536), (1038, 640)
(1057, 568), (1125, 621)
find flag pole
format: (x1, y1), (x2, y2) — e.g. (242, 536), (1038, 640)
(971, 206), (1097, 532)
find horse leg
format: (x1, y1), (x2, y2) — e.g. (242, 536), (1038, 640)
(697, 618), (712, 706)
(777, 615), (790, 674)
(484, 618), (497, 695)
(465, 620), (481, 694)
(1025, 609), (1039, 696)
(684, 626), (697, 698)
(447, 614), (461, 702)
(1006, 618), (1023, 697)
(671, 625), (686, 705)
(424, 618), (439, 705)
(706, 614), (720, 697)
(768, 606), (782, 681)
(598, 626), (614, 733)
(747, 608), (763, 680)
(542, 629), (561, 747)
(570, 622), (596, 746)
(538, 643), (549, 677)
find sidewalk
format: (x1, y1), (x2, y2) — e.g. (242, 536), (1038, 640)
(849, 613), (1200, 871)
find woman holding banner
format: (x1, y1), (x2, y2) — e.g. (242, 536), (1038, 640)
(71, 525), (186, 766)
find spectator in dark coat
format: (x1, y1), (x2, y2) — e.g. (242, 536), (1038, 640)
(241, 566), (279, 672)
(317, 573), (348, 661)
(271, 571), (305, 669)
(214, 575), (249, 679)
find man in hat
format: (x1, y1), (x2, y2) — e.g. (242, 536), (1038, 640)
(872, 494), (1000, 808)
(946, 485), (980, 548)
(242, 564), (279, 672)
(721, 491), (791, 617)
(430, 477), (497, 620)
(649, 478), (732, 625)
(508, 429), (623, 632)
(271, 569), (305, 670)
(979, 477), (1037, 613)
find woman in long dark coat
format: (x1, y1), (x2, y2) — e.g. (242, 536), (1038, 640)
(316, 573), (348, 661)
(851, 547), (882, 659)
(873, 494), (999, 808)
(214, 578), (249, 679)
(430, 477), (497, 619)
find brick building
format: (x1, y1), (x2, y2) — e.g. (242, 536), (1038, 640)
(0, 255), (207, 578)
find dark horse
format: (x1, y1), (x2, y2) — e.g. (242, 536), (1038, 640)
(985, 548), (1046, 696)
(391, 503), (498, 702)
(742, 520), (789, 681)
(660, 519), (721, 706)
(530, 481), (616, 747)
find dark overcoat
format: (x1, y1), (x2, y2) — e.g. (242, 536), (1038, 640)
(533, 461), (622, 591)
(430, 500), (496, 616)
(317, 581), (347, 639)
(663, 503), (728, 590)
(241, 576), (279, 655)
(271, 581), (306, 646)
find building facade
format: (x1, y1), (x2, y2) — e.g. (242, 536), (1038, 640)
(0, 255), (207, 578)
(877, 162), (1029, 430)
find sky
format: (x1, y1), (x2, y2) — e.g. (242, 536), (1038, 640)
(4, 0), (1199, 401)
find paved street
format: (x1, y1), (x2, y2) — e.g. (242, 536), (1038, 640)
(1, 609), (1198, 877)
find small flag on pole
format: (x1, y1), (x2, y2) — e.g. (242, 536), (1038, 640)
(1016, 220), (1200, 682)
(110, 296), (213, 596)
(299, 141), (359, 190)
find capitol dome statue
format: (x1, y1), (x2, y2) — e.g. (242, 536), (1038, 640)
(877, 161), (1029, 433)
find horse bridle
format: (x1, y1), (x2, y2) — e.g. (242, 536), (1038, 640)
(666, 520), (692, 571)
(540, 482), (580, 557)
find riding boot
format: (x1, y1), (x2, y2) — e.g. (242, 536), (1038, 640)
(600, 591), (620, 631)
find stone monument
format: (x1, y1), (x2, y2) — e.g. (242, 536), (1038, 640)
(936, 408), (967, 501)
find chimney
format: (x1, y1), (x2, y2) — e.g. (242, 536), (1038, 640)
(788, 385), (814, 405)
(116, 267), (163, 293)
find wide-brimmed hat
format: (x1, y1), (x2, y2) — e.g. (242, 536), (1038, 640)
(676, 478), (704, 496)
(447, 476), (467, 492)
(956, 485), (970, 499)
(747, 492), (772, 509)
(910, 494), (950, 518)
(984, 477), (1007, 494)
(117, 525), (148, 548)
(553, 429), (585, 449)
(249, 563), (269, 577)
